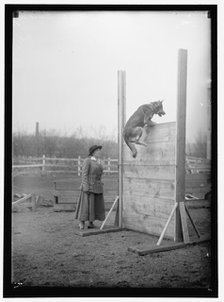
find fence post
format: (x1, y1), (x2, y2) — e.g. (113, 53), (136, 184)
(108, 157), (111, 175)
(78, 156), (81, 176)
(42, 154), (45, 173)
(32, 194), (36, 211)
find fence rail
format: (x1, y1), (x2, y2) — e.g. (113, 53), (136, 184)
(12, 155), (118, 175)
(12, 155), (211, 176)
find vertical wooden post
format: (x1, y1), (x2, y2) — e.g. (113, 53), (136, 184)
(78, 156), (81, 176)
(175, 49), (188, 242)
(118, 70), (126, 228)
(108, 157), (111, 175)
(32, 194), (36, 211)
(42, 154), (45, 173)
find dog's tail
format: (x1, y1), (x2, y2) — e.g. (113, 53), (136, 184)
(123, 130), (137, 158)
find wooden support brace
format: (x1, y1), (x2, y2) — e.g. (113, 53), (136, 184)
(12, 194), (32, 206)
(157, 203), (178, 246)
(100, 196), (119, 230)
(185, 204), (201, 238)
(179, 201), (190, 243)
(114, 201), (119, 227)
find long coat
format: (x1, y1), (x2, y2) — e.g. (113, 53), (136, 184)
(75, 157), (105, 222)
(81, 157), (104, 193)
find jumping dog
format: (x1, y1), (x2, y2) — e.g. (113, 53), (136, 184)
(123, 100), (165, 158)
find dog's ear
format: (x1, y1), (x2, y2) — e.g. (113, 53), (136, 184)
(160, 99), (164, 103)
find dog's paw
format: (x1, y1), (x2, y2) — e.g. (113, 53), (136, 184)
(132, 151), (137, 158)
(149, 121), (157, 127)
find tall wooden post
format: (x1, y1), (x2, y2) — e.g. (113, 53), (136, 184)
(175, 49), (188, 242)
(118, 70), (126, 228)
(42, 154), (46, 173)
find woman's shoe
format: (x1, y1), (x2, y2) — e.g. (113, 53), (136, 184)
(79, 222), (85, 230)
(88, 222), (95, 229)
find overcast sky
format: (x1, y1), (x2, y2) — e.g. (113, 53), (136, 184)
(12, 10), (211, 142)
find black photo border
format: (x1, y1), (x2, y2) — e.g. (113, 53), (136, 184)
(4, 3), (218, 298)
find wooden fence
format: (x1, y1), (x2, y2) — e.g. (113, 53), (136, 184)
(12, 154), (211, 176)
(12, 155), (118, 175)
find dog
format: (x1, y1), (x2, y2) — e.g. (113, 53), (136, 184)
(123, 100), (165, 158)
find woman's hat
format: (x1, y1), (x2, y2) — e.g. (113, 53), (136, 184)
(88, 145), (102, 156)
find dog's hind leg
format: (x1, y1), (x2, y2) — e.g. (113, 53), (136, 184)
(123, 127), (142, 158)
(130, 127), (148, 147)
(135, 140), (148, 147)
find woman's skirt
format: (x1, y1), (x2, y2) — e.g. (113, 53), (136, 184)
(74, 191), (105, 222)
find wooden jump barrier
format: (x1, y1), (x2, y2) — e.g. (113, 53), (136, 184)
(118, 49), (209, 254)
(73, 49), (210, 244)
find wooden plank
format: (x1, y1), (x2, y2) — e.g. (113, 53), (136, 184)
(57, 191), (79, 196)
(179, 201), (190, 243)
(123, 161), (175, 166)
(122, 211), (174, 238)
(123, 164), (175, 180)
(57, 195), (117, 204)
(186, 178), (210, 184)
(118, 70), (126, 228)
(54, 184), (78, 190)
(175, 49), (188, 242)
(57, 199), (77, 204)
(133, 122), (176, 143)
(13, 164), (43, 168)
(185, 199), (210, 209)
(185, 174), (211, 181)
(185, 187), (211, 197)
(123, 140), (175, 162)
(157, 202), (178, 246)
(123, 178), (175, 199)
(100, 196), (119, 230)
(12, 194), (32, 205)
(185, 182), (210, 189)
(54, 203), (76, 211)
(128, 235), (210, 255)
(74, 227), (122, 237)
(123, 195), (175, 219)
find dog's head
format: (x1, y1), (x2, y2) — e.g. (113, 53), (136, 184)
(151, 100), (165, 117)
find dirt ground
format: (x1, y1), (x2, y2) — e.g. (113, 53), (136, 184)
(11, 173), (212, 289)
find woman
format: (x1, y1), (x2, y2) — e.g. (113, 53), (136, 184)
(75, 145), (105, 230)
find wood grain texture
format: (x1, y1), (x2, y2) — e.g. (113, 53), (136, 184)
(123, 195), (175, 219)
(123, 178), (175, 199)
(123, 211), (174, 239)
(118, 70), (126, 228)
(175, 49), (188, 242)
(123, 122), (176, 161)
(124, 141), (175, 163)
(123, 164), (175, 180)
(140, 122), (176, 143)
(128, 235), (210, 255)
(122, 122), (176, 238)
(179, 201), (190, 243)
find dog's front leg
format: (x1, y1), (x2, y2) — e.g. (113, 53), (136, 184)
(146, 120), (157, 127)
